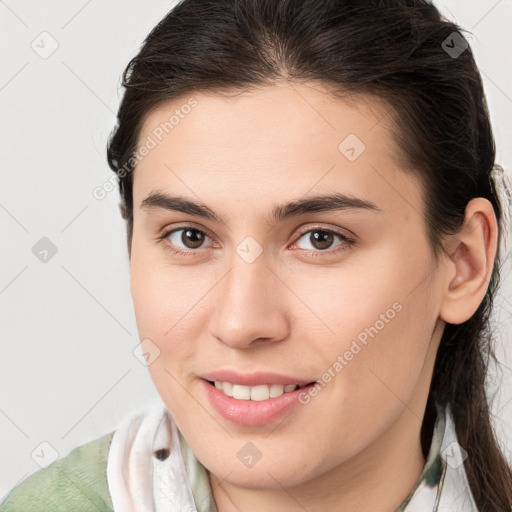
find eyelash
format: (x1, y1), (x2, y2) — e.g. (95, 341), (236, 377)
(156, 224), (356, 258)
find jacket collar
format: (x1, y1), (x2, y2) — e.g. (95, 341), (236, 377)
(397, 401), (478, 511)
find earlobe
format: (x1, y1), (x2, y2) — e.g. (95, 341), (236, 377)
(439, 198), (498, 325)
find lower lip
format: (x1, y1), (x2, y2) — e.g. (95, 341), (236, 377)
(200, 379), (315, 426)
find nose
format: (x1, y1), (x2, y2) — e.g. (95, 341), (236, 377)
(208, 256), (290, 349)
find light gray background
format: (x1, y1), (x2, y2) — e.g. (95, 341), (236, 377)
(1, 0), (511, 498)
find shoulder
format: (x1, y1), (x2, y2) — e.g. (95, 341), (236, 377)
(0, 430), (115, 512)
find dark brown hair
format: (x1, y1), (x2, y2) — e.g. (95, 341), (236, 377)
(106, 0), (512, 509)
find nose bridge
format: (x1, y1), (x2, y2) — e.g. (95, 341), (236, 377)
(226, 251), (270, 308)
(209, 249), (288, 348)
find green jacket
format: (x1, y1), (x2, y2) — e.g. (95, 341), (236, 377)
(0, 431), (115, 511)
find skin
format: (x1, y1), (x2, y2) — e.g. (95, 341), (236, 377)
(128, 81), (497, 511)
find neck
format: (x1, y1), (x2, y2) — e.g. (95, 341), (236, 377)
(209, 405), (428, 512)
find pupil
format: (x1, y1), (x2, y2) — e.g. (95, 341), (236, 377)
(183, 229), (204, 248)
(312, 231), (333, 250)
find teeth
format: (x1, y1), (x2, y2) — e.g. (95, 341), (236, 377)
(223, 382), (233, 397)
(213, 381), (300, 400)
(250, 385), (269, 401)
(269, 384), (284, 398)
(232, 384), (251, 400)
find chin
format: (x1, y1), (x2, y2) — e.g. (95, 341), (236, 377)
(212, 464), (313, 490)
(200, 446), (324, 490)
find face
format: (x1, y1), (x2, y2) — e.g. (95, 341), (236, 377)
(129, 81), (446, 489)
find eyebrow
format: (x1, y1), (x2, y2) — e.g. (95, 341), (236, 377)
(140, 190), (381, 226)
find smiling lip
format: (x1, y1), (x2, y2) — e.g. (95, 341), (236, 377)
(200, 370), (314, 387)
(199, 370), (317, 426)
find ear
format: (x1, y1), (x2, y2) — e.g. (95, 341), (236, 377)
(439, 197), (498, 325)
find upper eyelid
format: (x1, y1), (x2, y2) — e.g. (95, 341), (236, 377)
(159, 223), (216, 243)
(294, 223), (355, 240)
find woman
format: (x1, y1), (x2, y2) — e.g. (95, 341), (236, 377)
(1, 0), (511, 510)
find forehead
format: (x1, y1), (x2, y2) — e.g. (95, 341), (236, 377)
(132, 81), (422, 221)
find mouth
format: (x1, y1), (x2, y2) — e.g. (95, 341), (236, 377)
(205, 380), (315, 401)
(201, 377), (319, 426)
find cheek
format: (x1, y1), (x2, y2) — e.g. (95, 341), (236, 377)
(297, 241), (433, 345)
(130, 236), (203, 334)
(299, 243), (437, 399)
(129, 255), (206, 415)
(129, 248), (193, 364)
(292, 273), (437, 463)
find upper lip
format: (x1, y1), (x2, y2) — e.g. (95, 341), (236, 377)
(200, 369), (316, 387)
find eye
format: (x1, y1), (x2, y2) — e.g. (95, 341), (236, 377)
(291, 227), (355, 255)
(157, 224), (355, 257)
(158, 226), (214, 256)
